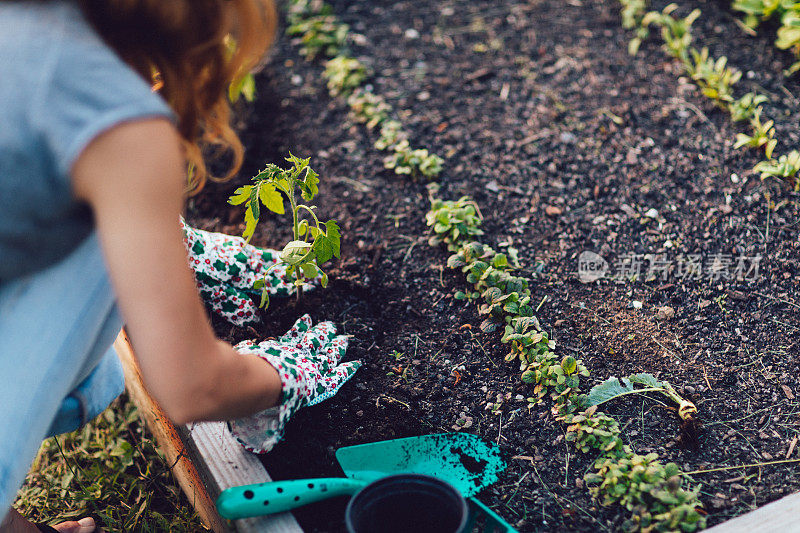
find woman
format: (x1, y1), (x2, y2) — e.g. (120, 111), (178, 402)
(0, 1), (359, 531)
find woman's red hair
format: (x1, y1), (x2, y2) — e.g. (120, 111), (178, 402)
(77, 0), (277, 194)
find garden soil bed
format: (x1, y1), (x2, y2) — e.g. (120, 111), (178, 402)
(186, 0), (800, 530)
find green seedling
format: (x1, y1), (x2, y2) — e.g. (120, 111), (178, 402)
(732, 0), (783, 28)
(777, 9), (800, 75)
(323, 56), (368, 97)
(729, 92), (768, 122)
(621, 0), (651, 54)
(287, 15), (348, 60)
(754, 149), (800, 190)
(229, 153), (340, 308)
(641, 4), (700, 61)
(685, 47), (741, 104)
(374, 120), (407, 151)
(562, 405), (627, 456)
(348, 89), (392, 129)
(384, 140), (444, 179)
(427, 197), (484, 251)
(735, 109), (777, 157)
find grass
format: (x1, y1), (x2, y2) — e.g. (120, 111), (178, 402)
(13, 394), (209, 532)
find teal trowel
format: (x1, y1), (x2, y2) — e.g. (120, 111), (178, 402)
(216, 433), (505, 520)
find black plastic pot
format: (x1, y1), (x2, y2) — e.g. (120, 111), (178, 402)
(344, 474), (468, 533)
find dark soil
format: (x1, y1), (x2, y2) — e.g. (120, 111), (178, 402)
(187, 0), (800, 531)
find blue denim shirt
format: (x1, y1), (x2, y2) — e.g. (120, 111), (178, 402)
(0, 1), (173, 280)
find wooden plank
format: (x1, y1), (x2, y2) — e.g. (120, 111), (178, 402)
(705, 492), (800, 532)
(180, 422), (302, 533)
(115, 330), (302, 533)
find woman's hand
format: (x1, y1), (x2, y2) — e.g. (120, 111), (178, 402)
(182, 220), (320, 326)
(228, 315), (361, 454)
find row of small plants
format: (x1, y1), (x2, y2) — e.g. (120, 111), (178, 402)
(619, 1), (800, 190)
(426, 190), (704, 532)
(285, 0), (443, 179)
(276, 2), (706, 530)
(732, 0), (800, 76)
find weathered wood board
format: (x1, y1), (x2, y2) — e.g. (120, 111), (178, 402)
(115, 330), (302, 533)
(705, 492), (800, 532)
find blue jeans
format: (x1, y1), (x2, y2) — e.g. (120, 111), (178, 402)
(0, 233), (124, 521)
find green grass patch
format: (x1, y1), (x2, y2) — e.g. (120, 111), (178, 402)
(13, 395), (208, 532)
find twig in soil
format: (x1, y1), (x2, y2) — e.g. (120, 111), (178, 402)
(375, 395), (410, 409)
(535, 295), (548, 312)
(683, 457), (800, 476)
(702, 365), (713, 391)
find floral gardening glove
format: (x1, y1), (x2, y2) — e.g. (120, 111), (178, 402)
(227, 315), (361, 454)
(182, 219), (319, 327)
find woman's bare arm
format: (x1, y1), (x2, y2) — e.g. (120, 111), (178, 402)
(71, 118), (281, 424)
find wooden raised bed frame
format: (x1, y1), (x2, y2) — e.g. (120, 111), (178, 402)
(115, 330), (301, 533)
(116, 328), (799, 532)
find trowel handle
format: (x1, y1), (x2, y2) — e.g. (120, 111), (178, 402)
(216, 478), (366, 519)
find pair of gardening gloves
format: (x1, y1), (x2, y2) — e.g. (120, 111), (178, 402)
(182, 220), (361, 454)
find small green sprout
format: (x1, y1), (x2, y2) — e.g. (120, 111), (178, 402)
(374, 120), (407, 151)
(228, 153), (341, 307)
(754, 149), (800, 190)
(323, 56), (368, 97)
(287, 15), (348, 60)
(777, 10), (800, 75)
(641, 4), (700, 61)
(426, 198), (484, 251)
(685, 47), (741, 104)
(384, 140), (444, 179)
(734, 109), (777, 157)
(729, 92), (768, 122)
(348, 89), (392, 129)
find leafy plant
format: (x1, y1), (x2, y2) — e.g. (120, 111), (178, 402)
(729, 91), (768, 122)
(562, 405), (627, 456)
(685, 47), (741, 104)
(734, 109), (777, 157)
(287, 15), (348, 60)
(732, 0), (783, 28)
(348, 89), (392, 129)
(585, 454), (705, 532)
(754, 149), (800, 189)
(426, 199), (484, 251)
(323, 56), (368, 97)
(384, 140), (444, 179)
(229, 153), (341, 307)
(776, 8), (800, 75)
